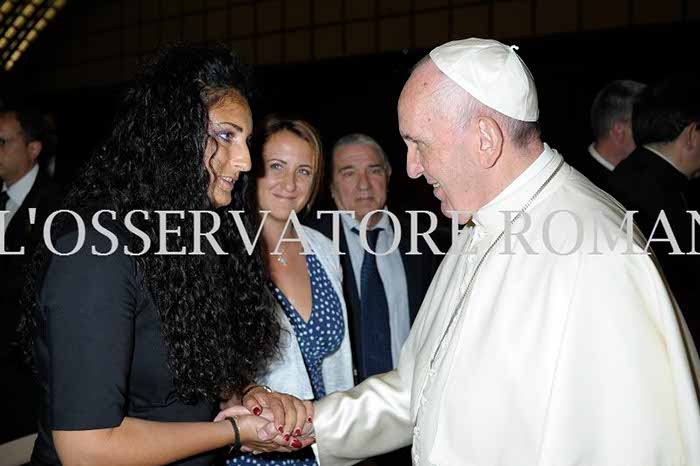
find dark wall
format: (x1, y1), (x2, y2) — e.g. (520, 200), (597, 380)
(8, 21), (698, 221)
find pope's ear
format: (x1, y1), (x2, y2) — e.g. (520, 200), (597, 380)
(476, 117), (503, 168)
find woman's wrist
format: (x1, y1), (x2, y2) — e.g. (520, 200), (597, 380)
(225, 416), (242, 454)
(234, 414), (263, 445)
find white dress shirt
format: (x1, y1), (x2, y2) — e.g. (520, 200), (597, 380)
(1, 164), (39, 227)
(340, 211), (411, 368)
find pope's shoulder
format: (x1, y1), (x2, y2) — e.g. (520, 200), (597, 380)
(529, 162), (648, 255)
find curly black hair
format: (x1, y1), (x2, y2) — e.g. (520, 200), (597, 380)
(18, 44), (279, 403)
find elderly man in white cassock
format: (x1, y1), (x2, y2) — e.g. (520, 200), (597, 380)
(308, 38), (700, 465)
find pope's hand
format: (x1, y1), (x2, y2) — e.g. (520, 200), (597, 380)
(239, 387), (315, 442)
(215, 406), (315, 453)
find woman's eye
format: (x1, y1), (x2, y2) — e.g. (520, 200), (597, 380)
(299, 168), (311, 176)
(217, 131), (234, 142)
(270, 162), (283, 170)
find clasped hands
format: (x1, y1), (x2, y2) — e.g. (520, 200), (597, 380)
(215, 386), (316, 455)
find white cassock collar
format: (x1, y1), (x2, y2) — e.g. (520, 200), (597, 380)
(472, 144), (563, 231)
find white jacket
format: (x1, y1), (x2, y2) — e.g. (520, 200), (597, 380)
(258, 226), (354, 400)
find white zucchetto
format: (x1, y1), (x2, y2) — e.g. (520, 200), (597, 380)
(429, 38), (539, 122)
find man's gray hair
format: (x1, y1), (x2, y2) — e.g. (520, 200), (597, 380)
(332, 133), (392, 176)
(415, 55), (540, 148)
(590, 79), (646, 141)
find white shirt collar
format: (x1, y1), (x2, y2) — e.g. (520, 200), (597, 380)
(643, 145), (688, 179)
(2, 164), (39, 207)
(340, 209), (389, 231)
(587, 143), (615, 171)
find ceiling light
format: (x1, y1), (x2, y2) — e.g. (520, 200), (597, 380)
(2, 0), (69, 73)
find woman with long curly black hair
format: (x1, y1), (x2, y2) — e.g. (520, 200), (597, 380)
(18, 44), (313, 465)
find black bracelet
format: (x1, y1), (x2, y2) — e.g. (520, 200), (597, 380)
(226, 416), (241, 455)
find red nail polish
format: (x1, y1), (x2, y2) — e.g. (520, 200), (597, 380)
(253, 407), (261, 416)
(294, 428), (302, 436)
(284, 434), (290, 441)
(278, 426), (284, 434)
(307, 417), (313, 423)
(292, 439), (302, 448)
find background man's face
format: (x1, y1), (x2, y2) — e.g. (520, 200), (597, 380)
(331, 144), (389, 221)
(0, 113), (38, 186)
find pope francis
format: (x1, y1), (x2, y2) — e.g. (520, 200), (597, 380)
(309, 39), (700, 465)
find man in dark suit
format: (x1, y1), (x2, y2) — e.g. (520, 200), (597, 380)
(310, 133), (437, 466)
(608, 74), (700, 343)
(310, 134), (437, 384)
(0, 106), (62, 444)
(570, 80), (645, 192)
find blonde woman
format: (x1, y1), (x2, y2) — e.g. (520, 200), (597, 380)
(226, 115), (353, 466)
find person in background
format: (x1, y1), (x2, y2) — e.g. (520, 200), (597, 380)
(570, 80), (645, 191)
(225, 115), (353, 466)
(608, 73), (700, 342)
(17, 45), (311, 466)
(0, 106), (61, 445)
(312, 134), (436, 384)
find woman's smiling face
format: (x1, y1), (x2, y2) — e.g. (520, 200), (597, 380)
(203, 94), (253, 208)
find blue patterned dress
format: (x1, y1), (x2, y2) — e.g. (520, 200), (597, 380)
(227, 254), (345, 466)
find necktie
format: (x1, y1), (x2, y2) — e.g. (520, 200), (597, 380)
(354, 227), (393, 378)
(0, 190), (9, 211)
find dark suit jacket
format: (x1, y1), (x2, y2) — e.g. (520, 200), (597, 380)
(0, 172), (62, 443)
(309, 212), (438, 382)
(567, 146), (614, 194)
(608, 146), (699, 342)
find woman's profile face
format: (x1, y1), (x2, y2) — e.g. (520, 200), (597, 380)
(256, 130), (315, 222)
(204, 95), (253, 208)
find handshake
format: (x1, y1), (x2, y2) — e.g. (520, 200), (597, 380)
(214, 385), (317, 455)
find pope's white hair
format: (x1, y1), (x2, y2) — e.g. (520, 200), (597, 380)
(412, 55), (540, 148)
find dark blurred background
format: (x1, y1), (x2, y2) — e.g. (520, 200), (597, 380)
(1, 0), (698, 217)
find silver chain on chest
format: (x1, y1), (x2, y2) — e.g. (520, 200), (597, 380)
(427, 159), (565, 373)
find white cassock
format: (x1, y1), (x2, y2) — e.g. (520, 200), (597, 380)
(313, 144), (700, 466)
